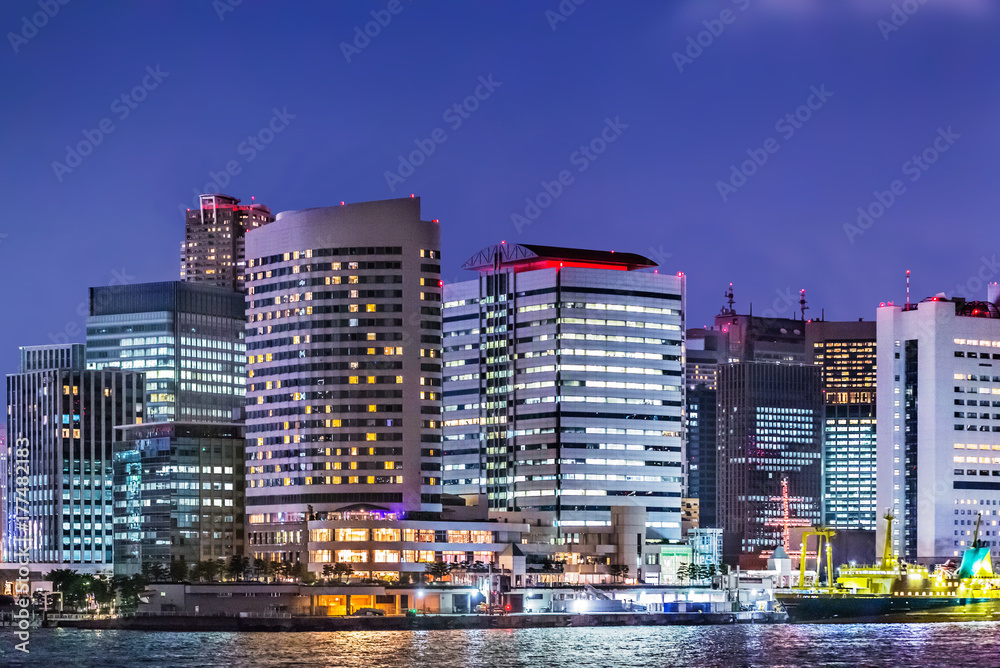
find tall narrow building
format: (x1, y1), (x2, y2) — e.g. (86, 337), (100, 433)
(805, 320), (877, 531)
(181, 193), (275, 292)
(716, 361), (822, 568)
(85, 281), (246, 423)
(442, 243), (686, 539)
(5, 344), (144, 566)
(685, 328), (727, 529)
(244, 197), (443, 564)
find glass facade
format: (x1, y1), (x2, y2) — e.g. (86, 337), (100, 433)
(812, 336), (877, 531)
(5, 351), (144, 565)
(112, 422), (245, 575)
(716, 361), (823, 568)
(86, 281), (246, 423)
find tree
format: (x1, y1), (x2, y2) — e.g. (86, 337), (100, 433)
(169, 556), (189, 582)
(113, 574), (148, 611)
(425, 561), (451, 582)
(227, 555), (249, 581)
(332, 562), (354, 583)
(142, 562), (169, 583)
(322, 564), (336, 582)
(676, 563), (690, 584)
(46, 569), (85, 610)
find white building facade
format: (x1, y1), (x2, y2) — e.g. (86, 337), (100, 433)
(877, 290), (1000, 564)
(442, 243), (685, 540)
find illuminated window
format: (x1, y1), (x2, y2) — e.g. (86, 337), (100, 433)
(336, 528), (367, 541)
(373, 528), (400, 541)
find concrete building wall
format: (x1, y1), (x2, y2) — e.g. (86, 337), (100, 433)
(877, 295), (1000, 564)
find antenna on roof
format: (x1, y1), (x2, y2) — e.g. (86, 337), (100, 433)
(799, 289), (808, 321)
(721, 283), (735, 316)
(906, 270), (911, 309)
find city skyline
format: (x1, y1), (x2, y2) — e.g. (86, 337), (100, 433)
(2, 1), (998, 410)
(3, 2), (1000, 659)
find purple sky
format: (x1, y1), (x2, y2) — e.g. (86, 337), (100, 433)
(1, 0), (998, 401)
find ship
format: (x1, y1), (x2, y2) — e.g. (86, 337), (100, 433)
(775, 511), (1000, 622)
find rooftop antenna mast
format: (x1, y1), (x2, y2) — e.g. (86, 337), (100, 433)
(906, 270), (911, 309)
(799, 289), (808, 321)
(722, 283), (735, 315)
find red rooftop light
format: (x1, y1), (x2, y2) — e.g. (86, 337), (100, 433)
(341, 201), (345, 205)
(410, 194), (415, 198)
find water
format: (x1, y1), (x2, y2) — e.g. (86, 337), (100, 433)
(0, 623), (994, 667)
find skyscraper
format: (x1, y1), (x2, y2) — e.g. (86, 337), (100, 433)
(805, 320), (877, 531)
(112, 421), (245, 575)
(181, 193), (275, 292)
(5, 344), (144, 566)
(85, 281), (246, 423)
(716, 361), (823, 568)
(876, 289), (1000, 564)
(685, 328), (727, 529)
(687, 304), (810, 533)
(442, 243), (686, 540)
(244, 197), (443, 563)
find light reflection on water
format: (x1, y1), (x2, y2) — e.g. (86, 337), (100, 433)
(0, 622), (996, 667)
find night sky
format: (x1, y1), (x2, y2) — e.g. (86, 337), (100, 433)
(1, 0), (998, 404)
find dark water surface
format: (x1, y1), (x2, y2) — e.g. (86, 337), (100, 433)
(0, 623), (993, 667)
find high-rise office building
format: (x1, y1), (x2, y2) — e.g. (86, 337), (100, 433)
(686, 304), (810, 532)
(244, 197), (443, 564)
(441, 243), (686, 540)
(112, 421), (245, 575)
(716, 361), (822, 568)
(685, 328), (727, 529)
(876, 289), (1000, 564)
(5, 344), (144, 565)
(181, 193), (275, 292)
(85, 281), (246, 423)
(805, 320), (877, 531)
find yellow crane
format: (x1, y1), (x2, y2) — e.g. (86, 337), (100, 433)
(880, 510), (896, 568)
(798, 527), (836, 590)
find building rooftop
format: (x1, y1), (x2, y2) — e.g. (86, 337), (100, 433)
(462, 242), (656, 273)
